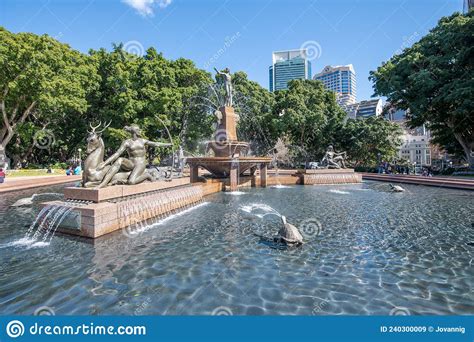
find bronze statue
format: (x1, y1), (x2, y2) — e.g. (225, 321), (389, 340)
(96, 124), (171, 188)
(214, 67), (233, 107)
(83, 122), (125, 188)
(320, 145), (347, 169)
(276, 216), (304, 246)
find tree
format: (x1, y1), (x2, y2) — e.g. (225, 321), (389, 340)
(0, 27), (98, 164)
(337, 116), (403, 167)
(232, 71), (275, 155)
(88, 46), (213, 157)
(370, 11), (474, 168)
(273, 79), (347, 160)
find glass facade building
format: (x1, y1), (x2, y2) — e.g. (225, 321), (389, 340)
(313, 65), (356, 106)
(269, 50), (312, 91)
(464, 0), (474, 13)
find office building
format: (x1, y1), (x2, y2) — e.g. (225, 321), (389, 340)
(399, 134), (432, 166)
(464, 0), (474, 13)
(313, 65), (356, 107)
(385, 105), (437, 167)
(269, 50), (312, 91)
(355, 99), (383, 118)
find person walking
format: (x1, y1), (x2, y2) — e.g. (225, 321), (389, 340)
(0, 168), (5, 183)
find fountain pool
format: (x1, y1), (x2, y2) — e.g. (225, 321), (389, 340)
(0, 181), (473, 315)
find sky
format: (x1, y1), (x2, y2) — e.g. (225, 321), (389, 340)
(1, 0), (463, 101)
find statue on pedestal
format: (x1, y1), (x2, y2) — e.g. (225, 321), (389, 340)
(83, 121), (116, 188)
(96, 125), (172, 188)
(214, 67), (233, 107)
(320, 145), (347, 169)
(83, 123), (172, 188)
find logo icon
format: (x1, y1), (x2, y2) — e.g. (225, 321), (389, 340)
(34, 306), (55, 316)
(300, 217), (323, 237)
(6, 320), (25, 338)
(211, 306), (233, 316)
(300, 40), (322, 61)
(33, 129), (55, 149)
(389, 306), (410, 315)
(123, 40), (145, 58)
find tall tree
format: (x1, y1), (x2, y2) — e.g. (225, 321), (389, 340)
(370, 11), (474, 168)
(337, 116), (403, 167)
(0, 27), (98, 162)
(273, 79), (347, 160)
(88, 45), (214, 157)
(232, 71), (275, 155)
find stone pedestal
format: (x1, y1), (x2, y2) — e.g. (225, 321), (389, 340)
(190, 165), (199, 183)
(186, 104), (271, 191)
(229, 162), (239, 191)
(260, 163), (268, 187)
(300, 169), (361, 185)
(64, 177), (191, 202)
(42, 179), (221, 238)
(218, 106), (238, 141)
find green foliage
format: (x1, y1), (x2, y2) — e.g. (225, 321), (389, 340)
(233, 71), (275, 155)
(337, 116), (403, 166)
(0, 27), (403, 169)
(370, 10), (474, 168)
(88, 46), (213, 154)
(273, 79), (347, 160)
(0, 26), (98, 166)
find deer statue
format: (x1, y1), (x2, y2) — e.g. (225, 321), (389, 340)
(82, 121), (112, 188)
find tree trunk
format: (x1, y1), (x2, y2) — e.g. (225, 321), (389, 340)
(20, 144), (35, 165)
(453, 131), (474, 170)
(0, 100), (37, 152)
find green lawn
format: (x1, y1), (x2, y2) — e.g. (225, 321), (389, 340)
(5, 169), (66, 177)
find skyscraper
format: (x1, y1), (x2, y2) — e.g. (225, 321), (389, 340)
(269, 49), (312, 91)
(464, 0), (474, 13)
(313, 65), (356, 107)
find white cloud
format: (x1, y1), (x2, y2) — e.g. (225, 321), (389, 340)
(123, 0), (172, 16)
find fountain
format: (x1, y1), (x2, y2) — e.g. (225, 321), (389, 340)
(298, 145), (361, 185)
(186, 68), (272, 191)
(37, 119), (218, 238)
(35, 69), (357, 240)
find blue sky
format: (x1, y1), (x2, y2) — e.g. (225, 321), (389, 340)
(1, 0), (462, 101)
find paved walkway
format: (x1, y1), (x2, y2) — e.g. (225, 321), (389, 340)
(0, 175), (81, 193)
(362, 173), (474, 191)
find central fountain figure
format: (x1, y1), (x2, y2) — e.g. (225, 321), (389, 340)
(96, 124), (171, 188)
(214, 67), (233, 107)
(186, 68), (272, 191)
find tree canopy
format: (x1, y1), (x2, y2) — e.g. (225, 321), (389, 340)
(370, 10), (474, 168)
(273, 79), (347, 161)
(0, 27), (98, 166)
(0, 26), (403, 169)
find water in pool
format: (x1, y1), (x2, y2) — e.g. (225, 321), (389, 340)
(0, 181), (473, 315)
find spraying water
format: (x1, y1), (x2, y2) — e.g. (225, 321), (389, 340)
(240, 203), (281, 219)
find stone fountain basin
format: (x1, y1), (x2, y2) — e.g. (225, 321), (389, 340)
(186, 156), (272, 178)
(207, 141), (249, 158)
